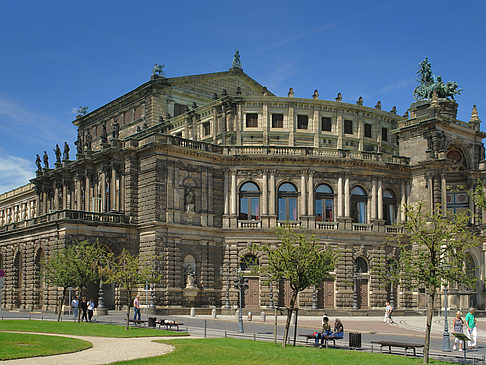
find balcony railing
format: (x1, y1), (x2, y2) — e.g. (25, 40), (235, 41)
(352, 223), (373, 232)
(277, 221), (302, 228)
(385, 225), (403, 234)
(316, 221), (339, 230)
(238, 220), (262, 229)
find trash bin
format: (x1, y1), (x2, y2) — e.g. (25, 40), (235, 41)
(148, 317), (156, 328)
(349, 332), (361, 348)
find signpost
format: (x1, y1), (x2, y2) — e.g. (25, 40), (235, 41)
(452, 333), (470, 363)
(0, 269), (5, 315)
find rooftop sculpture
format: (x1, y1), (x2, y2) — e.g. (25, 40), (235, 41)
(413, 57), (462, 101)
(153, 64), (165, 77)
(232, 50), (242, 70)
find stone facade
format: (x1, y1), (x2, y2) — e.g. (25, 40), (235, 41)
(0, 63), (485, 312)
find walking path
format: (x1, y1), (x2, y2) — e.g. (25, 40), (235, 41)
(1, 332), (181, 365)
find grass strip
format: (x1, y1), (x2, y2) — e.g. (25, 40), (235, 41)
(0, 332), (92, 360)
(111, 338), (452, 365)
(0, 320), (188, 338)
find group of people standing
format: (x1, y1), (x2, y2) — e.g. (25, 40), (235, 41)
(314, 316), (344, 346)
(452, 308), (477, 351)
(71, 296), (95, 322)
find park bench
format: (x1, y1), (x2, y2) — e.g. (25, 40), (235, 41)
(371, 340), (424, 356)
(300, 333), (343, 346)
(156, 319), (184, 331)
(128, 319), (148, 327)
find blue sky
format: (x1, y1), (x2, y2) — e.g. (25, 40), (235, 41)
(0, 0), (485, 193)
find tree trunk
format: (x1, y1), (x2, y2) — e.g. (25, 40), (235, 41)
(57, 288), (66, 322)
(77, 287), (81, 323)
(423, 291), (435, 364)
(282, 292), (298, 347)
(125, 288), (131, 329)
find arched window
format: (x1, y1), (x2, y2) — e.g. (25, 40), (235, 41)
(240, 254), (259, 271)
(355, 257), (368, 273)
(383, 189), (396, 225)
(239, 182), (260, 220)
(278, 183), (298, 221)
(315, 184), (334, 222)
(351, 186), (367, 223)
(446, 183), (469, 217)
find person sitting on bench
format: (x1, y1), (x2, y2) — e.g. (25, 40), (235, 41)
(314, 316), (332, 346)
(325, 318), (344, 340)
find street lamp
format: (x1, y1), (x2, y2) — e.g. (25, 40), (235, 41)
(441, 264), (451, 352)
(234, 268), (248, 333)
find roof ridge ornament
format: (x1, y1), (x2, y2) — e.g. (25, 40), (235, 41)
(152, 64), (165, 77)
(413, 57), (462, 101)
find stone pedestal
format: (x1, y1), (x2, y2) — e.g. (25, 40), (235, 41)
(184, 287), (200, 306)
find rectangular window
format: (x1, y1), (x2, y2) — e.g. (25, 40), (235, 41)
(203, 122), (210, 136)
(382, 127), (388, 141)
(246, 113), (258, 128)
(321, 117), (332, 132)
(272, 113), (284, 128)
(364, 123), (372, 138)
(297, 115), (308, 129)
(344, 120), (353, 134)
(174, 103), (186, 117)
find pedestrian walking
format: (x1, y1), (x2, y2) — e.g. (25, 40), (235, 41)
(87, 299), (95, 322)
(384, 301), (395, 324)
(453, 311), (465, 351)
(133, 295), (141, 321)
(71, 295), (79, 321)
(465, 307), (478, 348)
(80, 296), (88, 322)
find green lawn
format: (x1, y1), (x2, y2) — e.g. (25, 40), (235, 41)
(0, 332), (92, 360)
(0, 320), (188, 338)
(110, 338), (451, 365)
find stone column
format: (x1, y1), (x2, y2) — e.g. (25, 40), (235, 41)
(344, 176), (350, 217)
(184, 117), (189, 139)
(337, 113), (343, 149)
(307, 171), (314, 216)
(54, 184), (59, 211)
(111, 167), (117, 211)
(441, 174), (447, 216)
(371, 178), (377, 219)
(42, 190), (47, 215)
(337, 176), (343, 217)
(120, 173), (125, 212)
(358, 118), (364, 151)
(224, 169), (229, 216)
(262, 171), (268, 216)
(377, 178), (383, 220)
(75, 178), (82, 210)
(230, 169), (237, 216)
(262, 102), (269, 145)
(236, 104), (242, 146)
(101, 170), (107, 213)
(269, 171), (276, 226)
(212, 108), (218, 144)
(313, 109), (320, 147)
(288, 104), (295, 146)
(62, 183), (67, 210)
(400, 181), (406, 222)
(221, 104), (227, 145)
(85, 175), (91, 212)
(300, 171), (307, 217)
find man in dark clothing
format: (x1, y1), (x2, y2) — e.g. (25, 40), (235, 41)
(80, 297), (88, 322)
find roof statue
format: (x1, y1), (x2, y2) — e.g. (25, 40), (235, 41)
(35, 154), (42, 172)
(413, 57), (462, 101)
(63, 142), (70, 160)
(152, 64), (165, 77)
(43, 151), (49, 169)
(54, 144), (62, 164)
(232, 50), (242, 70)
(76, 106), (88, 118)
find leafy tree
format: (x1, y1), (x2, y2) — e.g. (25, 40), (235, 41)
(252, 225), (338, 347)
(100, 249), (161, 329)
(384, 203), (479, 364)
(42, 240), (106, 321)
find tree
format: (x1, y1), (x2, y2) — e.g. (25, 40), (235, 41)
(42, 240), (106, 322)
(385, 203), (479, 364)
(252, 225), (339, 347)
(100, 249), (161, 329)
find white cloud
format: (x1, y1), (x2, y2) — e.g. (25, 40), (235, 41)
(0, 152), (35, 194)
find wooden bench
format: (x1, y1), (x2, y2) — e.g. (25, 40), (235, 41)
(300, 333), (343, 346)
(156, 319), (184, 331)
(128, 319), (148, 327)
(371, 340), (424, 356)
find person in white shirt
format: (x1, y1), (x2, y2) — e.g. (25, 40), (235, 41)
(71, 296), (79, 321)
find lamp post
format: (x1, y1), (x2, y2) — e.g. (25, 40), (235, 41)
(234, 268), (248, 333)
(441, 264), (451, 352)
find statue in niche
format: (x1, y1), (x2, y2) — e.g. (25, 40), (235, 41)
(112, 119), (120, 139)
(85, 129), (92, 151)
(63, 142), (70, 160)
(101, 124), (108, 143)
(54, 144), (62, 164)
(75, 132), (84, 154)
(35, 154), (42, 171)
(43, 151), (49, 169)
(185, 186), (194, 209)
(185, 267), (197, 289)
